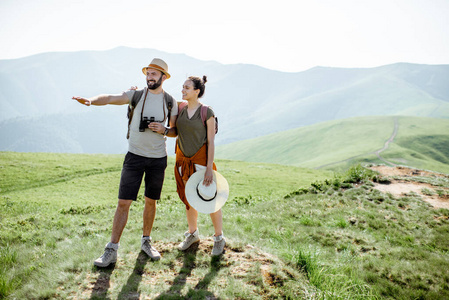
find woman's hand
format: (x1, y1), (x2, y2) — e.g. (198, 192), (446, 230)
(203, 168), (214, 186)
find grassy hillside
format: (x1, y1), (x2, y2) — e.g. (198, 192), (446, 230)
(216, 116), (449, 174)
(1, 153), (449, 299)
(1, 153), (449, 298)
(217, 116), (395, 168)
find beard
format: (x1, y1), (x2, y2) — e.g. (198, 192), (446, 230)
(147, 75), (163, 90)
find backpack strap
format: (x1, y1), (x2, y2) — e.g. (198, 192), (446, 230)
(178, 101), (188, 112)
(127, 89), (144, 139)
(201, 105), (218, 134)
(132, 90), (144, 108)
(163, 91), (175, 127)
(200, 105), (208, 126)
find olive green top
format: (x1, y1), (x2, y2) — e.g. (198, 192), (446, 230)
(176, 105), (214, 157)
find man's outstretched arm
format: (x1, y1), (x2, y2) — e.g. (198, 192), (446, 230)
(72, 93), (129, 106)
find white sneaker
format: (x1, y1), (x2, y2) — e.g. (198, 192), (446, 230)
(212, 235), (225, 256)
(178, 229), (200, 251)
(94, 242), (118, 267)
(141, 237), (161, 260)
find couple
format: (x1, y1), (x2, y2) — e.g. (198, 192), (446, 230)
(72, 58), (225, 268)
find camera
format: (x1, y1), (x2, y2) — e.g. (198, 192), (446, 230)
(139, 116), (155, 132)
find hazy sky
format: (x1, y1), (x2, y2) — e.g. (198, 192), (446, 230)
(1, 0), (448, 72)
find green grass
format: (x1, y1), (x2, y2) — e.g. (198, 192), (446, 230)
(216, 116), (449, 174)
(0, 151), (330, 299)
(1, 152), (449, 299)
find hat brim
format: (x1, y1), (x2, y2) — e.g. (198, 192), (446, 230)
(185, 170), (229, 214)
(142, 66), (171, 79)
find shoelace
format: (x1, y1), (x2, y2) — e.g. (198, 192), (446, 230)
(186, 234), (197, 243)
(103, 247), (114, 259)
(213, 238), (225, 250)
(142, 240), (153, 250)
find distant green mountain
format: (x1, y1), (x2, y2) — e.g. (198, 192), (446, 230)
(216, 116), (449, 174)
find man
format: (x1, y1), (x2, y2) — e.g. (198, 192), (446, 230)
(72, 58), (178, 267)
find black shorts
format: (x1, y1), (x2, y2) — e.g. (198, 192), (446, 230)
(118, 152), (167, 201)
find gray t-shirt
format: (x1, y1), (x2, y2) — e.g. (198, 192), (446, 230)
(125, 88), (178, 158)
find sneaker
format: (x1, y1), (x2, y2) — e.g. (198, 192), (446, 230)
(178, 229), (200, 251)
(141, 237), (161, 260)
(212, 235), (226, 256)
(94, 242), (118, 267)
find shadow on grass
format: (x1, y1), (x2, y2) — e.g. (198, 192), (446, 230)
(188, 255), (224, 297)
(90, 263), (116, 300)
(156, 244), (224, 299)
(117, 251), (150, 300)
(155, 243), (199, 299)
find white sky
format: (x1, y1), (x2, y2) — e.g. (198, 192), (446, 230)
(1, 0), (448, 72)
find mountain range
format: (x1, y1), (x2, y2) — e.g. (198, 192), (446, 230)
(1, 47), (448, 159)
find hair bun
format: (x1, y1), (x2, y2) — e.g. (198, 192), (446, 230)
(202, 75), (208, 84)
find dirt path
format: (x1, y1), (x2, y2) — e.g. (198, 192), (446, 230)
(370, 165), (449, 209)
(374, 117), (399, 166)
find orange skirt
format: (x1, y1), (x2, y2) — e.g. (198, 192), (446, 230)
(175, 143), (216, 209)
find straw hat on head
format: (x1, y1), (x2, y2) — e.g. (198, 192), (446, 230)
(185, 169), (229, 214)
(142, 58), (171, 79)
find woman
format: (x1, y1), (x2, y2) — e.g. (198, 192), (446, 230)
(174, 75), (225, 256)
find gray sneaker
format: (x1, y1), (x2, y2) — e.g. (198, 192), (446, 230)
(212, 235), (226, 256)
(141, 237), (161, 260)
(94, 242), (118, 267)
(178, 229), (200, 251)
